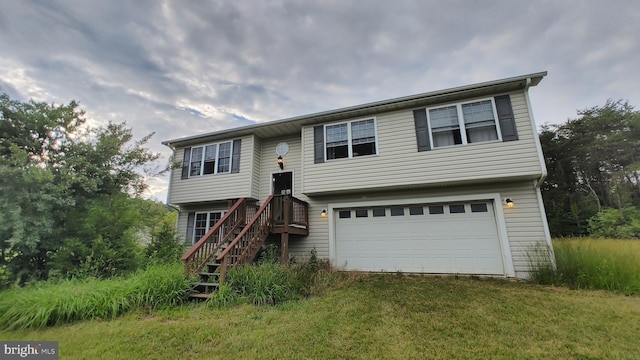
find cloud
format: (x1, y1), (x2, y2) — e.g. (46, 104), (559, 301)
(1, 0), (639, 202)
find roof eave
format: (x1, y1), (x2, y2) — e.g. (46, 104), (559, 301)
(162, 71), (547, 147)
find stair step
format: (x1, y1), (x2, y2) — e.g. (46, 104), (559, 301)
(193, 282), (219, 287)
(198, 272), (220, 277)
(189, 293), (212, 300)
(206, 262), (221, 272)
(199, 273), (220, 281)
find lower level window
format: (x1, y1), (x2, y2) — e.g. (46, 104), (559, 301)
(193, 211), (223, 243)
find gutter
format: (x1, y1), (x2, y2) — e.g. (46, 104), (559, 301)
(524, 77), (548, 187)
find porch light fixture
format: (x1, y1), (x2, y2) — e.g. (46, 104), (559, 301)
(321, 209), (327, 218)
(505, 198), (515, 208)
(277, 156), (284, 170)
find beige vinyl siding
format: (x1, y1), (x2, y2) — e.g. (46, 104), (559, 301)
(293, 181), (548, 277)
(251, 135), (262, 200)
(500, 184), (549, 278)
(289, 200), (329, 260)
(168, 135), (255, 205)
(302, 91), (543, 195)
(176, 203), (230, 244)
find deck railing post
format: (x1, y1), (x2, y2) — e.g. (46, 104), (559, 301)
(219, 256), (228, 283)
(284, 195), (291, 231)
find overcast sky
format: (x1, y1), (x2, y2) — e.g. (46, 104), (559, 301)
(1, 0), (638, 202)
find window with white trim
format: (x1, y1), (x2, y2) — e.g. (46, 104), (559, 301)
(188, 141), (233, 177)
(428, 99), (501, 148)
(193, 211), (223, 243)
(326, 119), (377, 160)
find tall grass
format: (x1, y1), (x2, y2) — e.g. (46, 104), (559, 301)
(530, 238), (640, 295)
(0, 263), (191, 330)
(208, 248), (339, 307)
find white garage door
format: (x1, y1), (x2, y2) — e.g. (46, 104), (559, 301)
(335, 201), (505, 275)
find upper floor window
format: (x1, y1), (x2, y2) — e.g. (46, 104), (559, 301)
(413, 95), (517, 152)
(189, 142), (232, 176)
(427, 99), (501, 148)
(184, 141), (236, 178)
(325, 119), (377, 160)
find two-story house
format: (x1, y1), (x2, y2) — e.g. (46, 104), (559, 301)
(163, 72), (552, 283)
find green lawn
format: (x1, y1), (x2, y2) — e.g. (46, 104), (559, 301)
(2, 275), (639, 359)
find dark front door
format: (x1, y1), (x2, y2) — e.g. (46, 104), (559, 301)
(272, 172), (293, 195)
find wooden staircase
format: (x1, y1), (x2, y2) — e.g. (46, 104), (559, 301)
(181, 195), (309, 300)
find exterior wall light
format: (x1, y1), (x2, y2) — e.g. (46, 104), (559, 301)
(277, 156), (284, 170)
(504, 198), (515, 208)
(321, 209), (327, 218)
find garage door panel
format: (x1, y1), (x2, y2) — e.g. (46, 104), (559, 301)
(335, 201), (505, 275)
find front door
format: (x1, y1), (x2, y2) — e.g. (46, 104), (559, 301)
(272, 172), (293, 195)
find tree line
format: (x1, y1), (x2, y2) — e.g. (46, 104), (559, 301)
(540, 99), (640, 238)
(0, 93), (183, 286)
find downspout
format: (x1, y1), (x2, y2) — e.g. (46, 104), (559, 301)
(524, 77), (548, 188)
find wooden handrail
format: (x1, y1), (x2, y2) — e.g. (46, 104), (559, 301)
(181, 195), (309, 283)
(272, 195), (309, 228)
(217, 195), (274, 280)
(181, 198), (246, 276)
(217, 196), (273, 260)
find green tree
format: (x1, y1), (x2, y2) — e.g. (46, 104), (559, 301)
(0, 92), (166, 283)
(146, 212), (184, 265)
(541, 100), (640, 237)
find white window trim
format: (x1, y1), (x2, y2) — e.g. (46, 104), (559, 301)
(426, 98), (503, 149)
(324, 117), (379, 161)
(270, 170), (295, 196)
(192, 211), (225, 244)
(188, 141), (234, 177)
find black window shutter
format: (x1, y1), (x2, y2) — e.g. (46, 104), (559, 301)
(413, 109), (431, 151)
(313, 125), (324, 163)
(186, 212), (195, 244)
(231, 139), (241, 173)
(495, 95), (519, 142)
(181, 147), (191, 179)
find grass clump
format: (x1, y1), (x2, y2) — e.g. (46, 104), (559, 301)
(0, 263), (190, 330)
(529, 238), (640, 295)
(208, 247), (338, 307)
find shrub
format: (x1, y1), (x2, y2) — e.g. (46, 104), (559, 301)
(588, 207), (640, 238)
(287, 248), (334, 297)
(146, 212), (185, 265)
